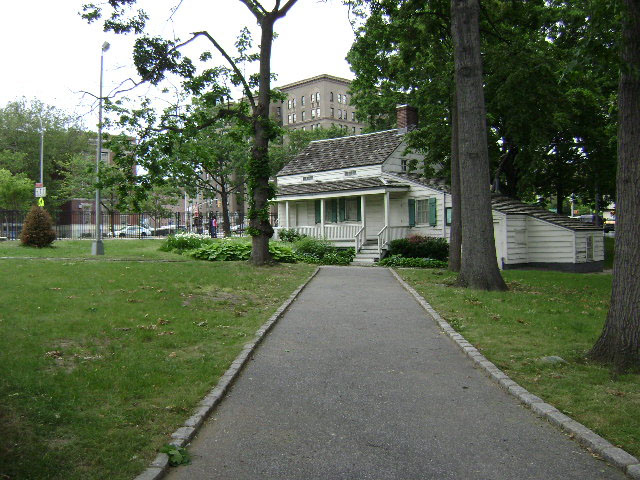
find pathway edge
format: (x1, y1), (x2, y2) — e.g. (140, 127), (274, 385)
(389, 268), (640, 480)
(133, 266), (321, 480)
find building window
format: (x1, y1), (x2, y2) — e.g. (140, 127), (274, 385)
(330, 92), (334, 102)
(303, 175), (313, 181)
(352, 126), (356, 134)
(316, 108), (321, 118)
(351, 111), (356, 121)
(338, 109), (342, 119)
(344, 170), (357, 177)
(445, 207), (452, 226)
(292, 113), (296, 123)
(301, 95), (305, 106)
(401, 159), (408, 172)
(311, 109), (316, 119)
(315, 92), (320, 102)
(416, 199), (429, 224)
(287, 114), (292, 124)
(277, 107), (281, 116)
(293, 98), (296, 108)
(344, 95), (348, 104)
(301, 110), (306, 121)
(287, 100), (291, 109)
(331, 107), (334, 118)
(345, 197), (359, 221)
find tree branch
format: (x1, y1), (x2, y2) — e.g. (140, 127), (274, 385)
(192, 31), (256, 108)
(275, 0), (298, 19)
(238, 0), (266, 20)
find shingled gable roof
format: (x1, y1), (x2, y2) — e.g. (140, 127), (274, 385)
(277, 177), (408, 197)
(277, 129), (404, 176)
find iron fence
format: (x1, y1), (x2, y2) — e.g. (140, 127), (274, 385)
(0, 210), (278, 240)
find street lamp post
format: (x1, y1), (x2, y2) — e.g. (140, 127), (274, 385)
(92, 41), (110, 256)
(38, 116), (43, 185)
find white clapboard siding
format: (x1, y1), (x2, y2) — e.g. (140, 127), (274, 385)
(505, 215), (528, 264)
(525, 217), (574, 263)
(278, 165), (383, 185)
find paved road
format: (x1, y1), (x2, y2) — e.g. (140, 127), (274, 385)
(166, 266), (624, 480)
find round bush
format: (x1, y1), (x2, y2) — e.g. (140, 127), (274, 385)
(20, 206), (56, 248)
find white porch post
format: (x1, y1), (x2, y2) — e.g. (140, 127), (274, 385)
(320, 199), (325, 238)
(384, 191), (390, 227)
(361, 195), (367, 235)
(285, 201), (290, 228)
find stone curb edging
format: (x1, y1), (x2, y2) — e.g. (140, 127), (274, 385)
(133, 267), (321, 480)
(389, 268), (640, 480)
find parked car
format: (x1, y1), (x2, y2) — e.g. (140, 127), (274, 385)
(151, 225), (186, 236)
(111, 225), (152, 238)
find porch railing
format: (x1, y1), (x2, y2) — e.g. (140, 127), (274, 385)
(355, 226), (366, 253)
(377, 226), (410, 257)
(274, 224), (360, 241)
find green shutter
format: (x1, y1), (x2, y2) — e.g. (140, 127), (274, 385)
(338, 198), (346, 222)
(357, 197), (362, 221)
(408, 198), (416, 227)
(330, 199), (338, 223)
(428, 198), (437, 226)
(315, 200), (321, 224)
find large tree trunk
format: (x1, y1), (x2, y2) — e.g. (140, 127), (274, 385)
(451, 0), (507, 291)
(248, 13), (278, 265)
(220, 185), (231, 237)
(449, 89), (462, 272)
(589, 0), (640, 371)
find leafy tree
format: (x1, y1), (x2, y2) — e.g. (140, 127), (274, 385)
(0, 168), (33, 210)
(0, 99), (93, 208)
(83, 0), (299, 265)
(133, 184), (181, 232)
(346, 1), (619, 211)
(144, 103), (251, 238)
(589, 0), (640, 371)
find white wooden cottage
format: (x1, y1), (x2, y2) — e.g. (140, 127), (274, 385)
(273, 106), (604, 272)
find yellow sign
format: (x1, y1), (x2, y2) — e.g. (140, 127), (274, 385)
(38, 198), (45, 207)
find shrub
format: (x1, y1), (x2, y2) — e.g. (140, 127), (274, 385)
(160, 232), (213, 253)
(278, 228), (306, 243)
(187, 240), (296, 263)
(20, 206), (56, 248)
(293, 237), (355, 265)
(379, 255), (447, 268)
(387, 235), (449, 261)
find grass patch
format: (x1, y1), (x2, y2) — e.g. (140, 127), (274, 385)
(0, 249), (314, 479)
(397, 268), (640, 458)
(0, 239), (181, 260)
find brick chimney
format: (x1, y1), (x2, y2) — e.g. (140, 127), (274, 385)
(396, 104), (418, 133)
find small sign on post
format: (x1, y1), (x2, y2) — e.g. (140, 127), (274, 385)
(38, 198), (45, 207)
(35, 186), (47, 197)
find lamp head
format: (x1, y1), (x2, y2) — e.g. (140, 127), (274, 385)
(102, 42), (110, 52)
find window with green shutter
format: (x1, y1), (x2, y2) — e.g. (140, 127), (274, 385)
(314, 200), (321, 224)
(428, 198), (437, 226)
(408, 199), (416, 227)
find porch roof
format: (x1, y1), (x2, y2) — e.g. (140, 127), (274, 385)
(276, 177), (409, 199)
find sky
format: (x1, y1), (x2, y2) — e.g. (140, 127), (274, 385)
(0, 0), (358, 128)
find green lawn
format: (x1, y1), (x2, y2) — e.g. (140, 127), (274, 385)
(398, 268), (639, 458)
(0, 243), (314, 480)
(0, 239), (180, 260)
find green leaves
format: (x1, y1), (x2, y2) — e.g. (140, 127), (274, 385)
(159, 444), (191, 466)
